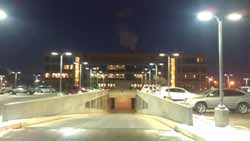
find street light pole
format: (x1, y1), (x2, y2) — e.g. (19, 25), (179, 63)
(224, 73), (233, 88)
(144, 72), (147, 84)
(79, 64), (82, 88)
(243, 78), (249, 86)
(51, 52), (72, 94)
(0, 75), (5, 87)
(12, 72), (21, 88)
(149, 63), (159, 86)
(159, 53), (179, 98)
(59, 54), (63, 93)
(197, 10), (242, 127)
(148, 70), (151, 84)
(155, 64), (158, 86)
(218, 18), (224, 105)
(168, 55), (171, 96)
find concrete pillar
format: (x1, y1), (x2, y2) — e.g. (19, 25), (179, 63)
(215, 106), (229, 127)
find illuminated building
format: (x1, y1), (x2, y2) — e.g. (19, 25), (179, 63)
(44, 53), (207, 91)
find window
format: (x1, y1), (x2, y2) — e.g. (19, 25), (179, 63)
(64, 65), (70, 70)
(107, 65), (125, 70)
(45, 73), (50, 78)
(51, 73), (69, 78)
(172, 88), (186, 93)
(208, 90), (219, 97)
(197, 57), (200, 63)
(224, 90), (245, 96)
(166, 88), (185, 93)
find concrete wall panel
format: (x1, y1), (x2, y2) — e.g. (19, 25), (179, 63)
(2, 91), (108, 121)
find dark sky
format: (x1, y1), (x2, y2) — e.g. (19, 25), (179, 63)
(0, 0), (250, 77)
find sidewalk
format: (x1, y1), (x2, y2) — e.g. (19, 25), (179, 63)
(151, 114), (250, 141)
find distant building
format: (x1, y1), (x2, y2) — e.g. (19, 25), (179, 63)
(44, 52), (207, 91)
(0, 67), (12, 87)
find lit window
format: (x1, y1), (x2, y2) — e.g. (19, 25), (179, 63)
(134, 74), (143, 79)
(52, 73), (69, 78)
(184, 74), (187, 79)
(107, 65), (125, 70)
(64, 65), (70, 70)
(45, 73), (50, 78)
(193, 74), (196, 78)
(75, 57), (80, 63)
(197, 58), (200, 63)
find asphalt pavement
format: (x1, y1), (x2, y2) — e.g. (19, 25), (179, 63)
(0, 114), (193, 141)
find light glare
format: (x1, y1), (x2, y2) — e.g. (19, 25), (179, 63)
(197, 11), (214, 21)
(172, 53), (180, 57)
(159, 53), (166, 57)
(149, 63), (155, 66)
(0, 10), (7, 21)
(158, 63), (164, 66)
(227, 13), (242, 21)
(64, 52), (72, 56)
(51, 52), (59, 56)
(83, 61), (88, 65)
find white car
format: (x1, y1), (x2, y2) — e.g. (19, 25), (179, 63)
(184, 89), (250, 114)
(238, 86), (250, 93)
(158, 87), (197, 101)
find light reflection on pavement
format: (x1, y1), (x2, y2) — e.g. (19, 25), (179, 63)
(0, 114), (193, 141)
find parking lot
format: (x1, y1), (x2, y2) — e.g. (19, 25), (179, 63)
(142, 87), (250, 129)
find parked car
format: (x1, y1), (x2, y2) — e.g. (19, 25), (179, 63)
(0, 87), (12, 94)
(238, 86), (250, 93)
(35, 85), (56, 93)
(141, 85), (159, 93)
(12, 85), (35, 95)
(66, 87), (88, 94)
(184, 88), (250, 114)
(157, 87), (197, 101)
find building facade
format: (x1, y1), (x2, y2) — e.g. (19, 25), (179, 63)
(44, 52), (207, 91)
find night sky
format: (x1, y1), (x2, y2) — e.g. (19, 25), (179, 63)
(0, 0), (250, 78)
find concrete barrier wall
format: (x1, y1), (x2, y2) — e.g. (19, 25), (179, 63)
(136, 91), (193, 125)
(2, 90), (108, 121)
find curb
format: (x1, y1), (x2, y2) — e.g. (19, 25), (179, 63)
(149, 116), (206, 141)
(0, 113), (104, 133)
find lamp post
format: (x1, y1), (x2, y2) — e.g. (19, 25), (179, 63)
(144, 68), (148, 84)
(141, 71), (144, 84)
(11, 72), (21, 88)
(243, 78), (250, 86)
(205, 76), (213, 88)
(159, 53), (180, 97)
(51, 52), (72, 94)
(77, 61), (88, 88)
(85, 67), (92, 88)
(197, 10), (242, 127)
(148, 70), (151, 84)
(0, 75), (5, 87)
(224, 73), (233, 88)
(149, 63), (158, 86)
(33, 74), (41, 84)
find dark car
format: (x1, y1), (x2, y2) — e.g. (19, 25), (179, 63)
(66, 87), (87, 94)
